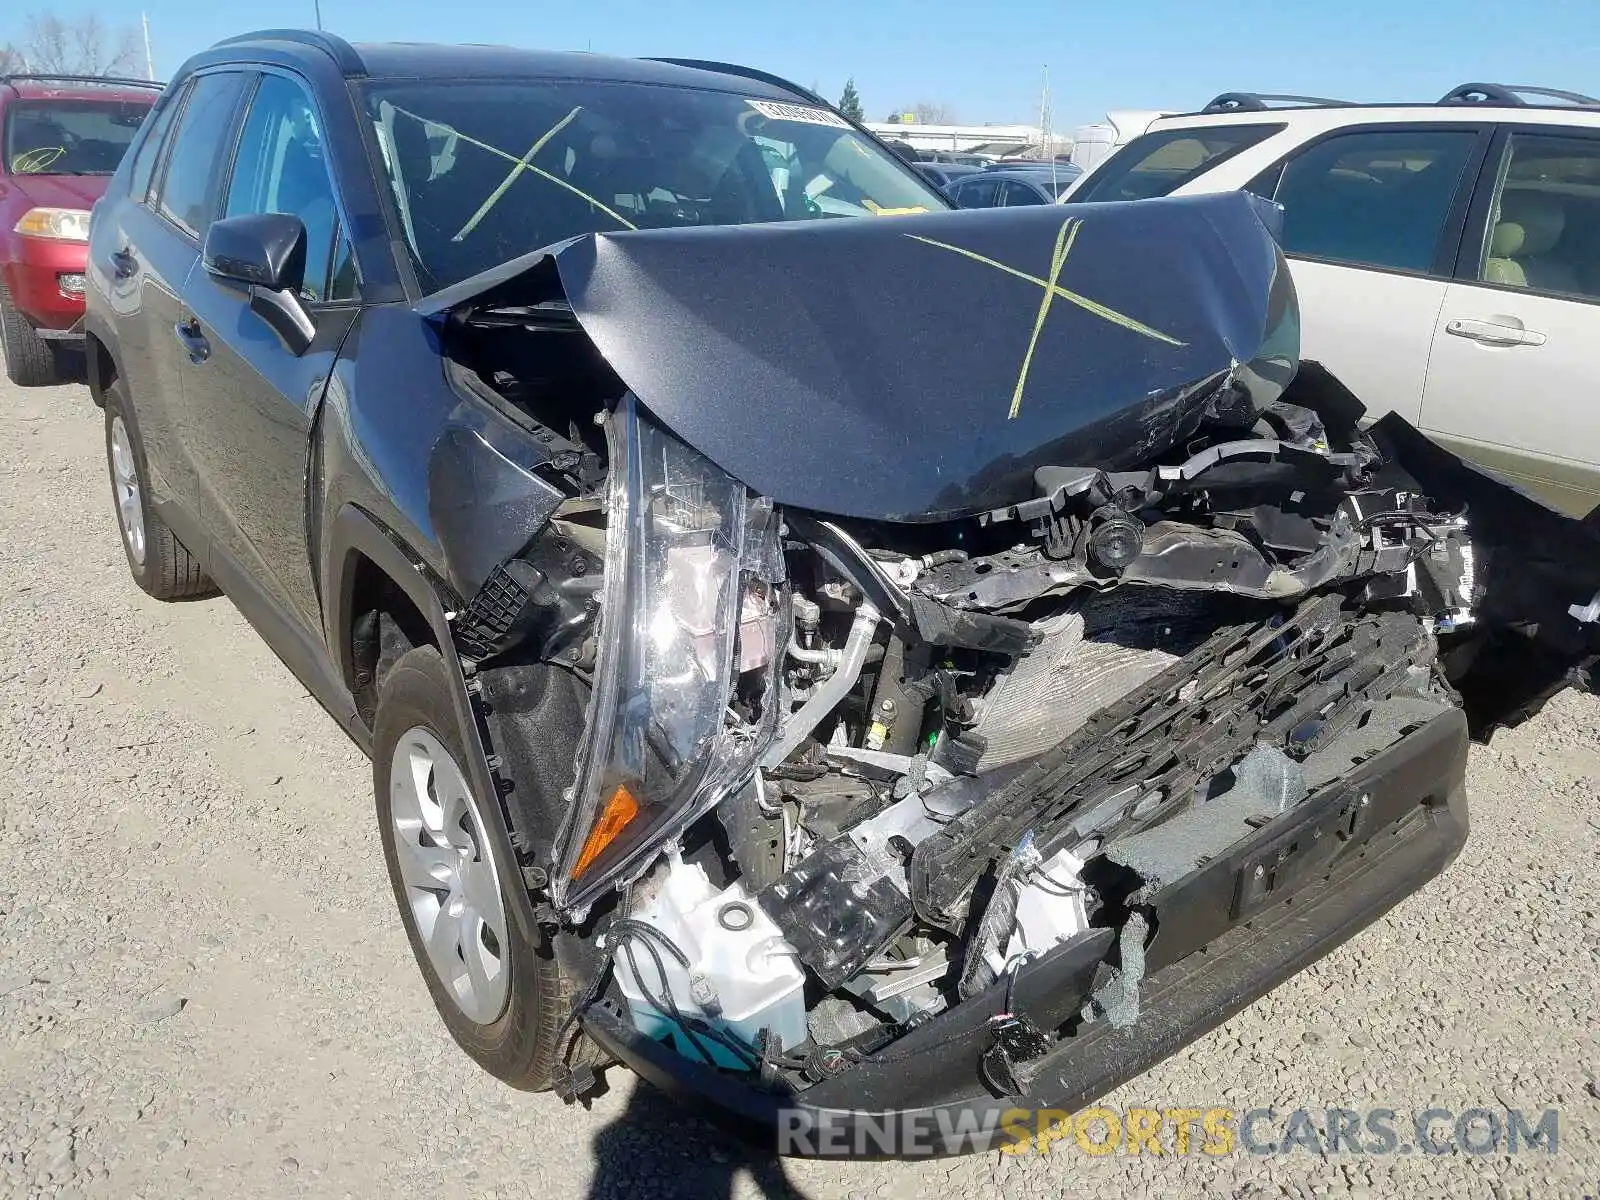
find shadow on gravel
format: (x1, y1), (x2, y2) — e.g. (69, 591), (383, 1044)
(586, 1082), (803, 1200)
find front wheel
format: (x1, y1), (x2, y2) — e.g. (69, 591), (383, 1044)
(374, 645), (577, 1089)
(0, 284), (62, 387)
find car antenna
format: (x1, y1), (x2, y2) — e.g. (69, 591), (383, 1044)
(1040, 65), (1058, 195)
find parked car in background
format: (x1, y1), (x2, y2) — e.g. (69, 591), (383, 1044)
(946, 162), (1081, 207)
(1070, 83), (1600, 518)
(913, 161), (983, 189)
(1, 73), (159, 385)
(918, 149), (988, 166)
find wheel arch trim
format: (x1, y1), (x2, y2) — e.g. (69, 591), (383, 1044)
(324, 503), (543, 940)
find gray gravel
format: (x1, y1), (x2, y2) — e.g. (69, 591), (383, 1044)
(1, 377), (1598, 1199)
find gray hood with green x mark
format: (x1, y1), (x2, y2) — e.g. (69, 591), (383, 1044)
(434, 189), (1299, 522)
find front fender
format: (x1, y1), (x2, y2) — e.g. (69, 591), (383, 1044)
(322, 502), (549, 949)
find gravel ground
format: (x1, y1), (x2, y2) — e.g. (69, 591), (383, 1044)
(1, 376), (1598, 1200)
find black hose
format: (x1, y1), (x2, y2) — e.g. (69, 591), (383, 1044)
(618, 935), (731, 1068)
(612, 921), (765, 1070)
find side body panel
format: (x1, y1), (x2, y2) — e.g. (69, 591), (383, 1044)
(315, 303), (570, 631)
(87, 171), (201, 506)
(1421, 283), (1600, 517)
(183, 267), (358, 630)
(1289, 259), (1445, 424)
(1417, 122), (1600, 518)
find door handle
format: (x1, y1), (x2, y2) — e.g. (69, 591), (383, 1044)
(1444, 317), (1547, 348)
(108, 248), (136, 280)
(174, 316), (210, 364)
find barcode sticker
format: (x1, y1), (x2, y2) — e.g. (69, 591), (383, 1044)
(747, 99), (851, 128)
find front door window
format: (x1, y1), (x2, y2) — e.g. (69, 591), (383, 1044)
(225, 74), (351, 302)
(1477, 132), (1600, 300)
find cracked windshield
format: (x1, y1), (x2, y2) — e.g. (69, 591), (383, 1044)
(366, 80), (943, 290)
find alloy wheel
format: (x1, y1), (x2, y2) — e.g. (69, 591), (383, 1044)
(109, 416), (146, 566)
(389, 726), (511, 1024)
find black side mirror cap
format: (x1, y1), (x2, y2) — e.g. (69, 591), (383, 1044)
(204, 212), (307, 294)
(204, 213), (315, 355)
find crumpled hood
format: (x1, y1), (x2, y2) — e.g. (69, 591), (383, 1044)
(429, 191), (1299, 521)
(6, 173), (109, 210)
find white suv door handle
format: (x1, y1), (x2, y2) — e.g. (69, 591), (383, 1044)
(1444, 317), (1547, 348)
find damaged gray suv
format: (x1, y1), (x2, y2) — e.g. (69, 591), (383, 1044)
(83, 31), (1600, 1155)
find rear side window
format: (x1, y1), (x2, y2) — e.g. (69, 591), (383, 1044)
(1002, 180), (1046, 206)
(953, 178), (999, 208)
(1268, 129), (1478, 273)
(155, 71), (250, 239)
(1074, 124), (1283, 202)
(127, 85), (186, 204)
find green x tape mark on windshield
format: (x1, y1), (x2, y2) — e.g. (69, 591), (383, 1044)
(907, 216), (1186, 419)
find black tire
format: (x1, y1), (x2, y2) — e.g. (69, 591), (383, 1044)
(374, 644), (575, 1090)
(102, 378), (214, 600)
(0, 283), (61, 387)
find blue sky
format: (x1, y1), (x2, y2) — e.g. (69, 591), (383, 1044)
(14, 0), (1600, 129)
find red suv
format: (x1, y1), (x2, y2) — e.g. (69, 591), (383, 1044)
(1, 74), (159, 386)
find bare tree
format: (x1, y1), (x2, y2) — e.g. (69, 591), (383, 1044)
(888, 101), (957, 125)
(2, 13), (141, 76)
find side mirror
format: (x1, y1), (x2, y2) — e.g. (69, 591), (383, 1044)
(204, 212), (306, 291)
(203, 213), (315, 355)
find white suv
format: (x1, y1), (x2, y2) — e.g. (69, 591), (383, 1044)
(1070, 83), (1600, 518)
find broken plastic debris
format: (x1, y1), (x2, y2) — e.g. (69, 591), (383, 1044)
(1233, 743), (1309, 815)
(1081, 912), (1149, 1029)
(1568, 589), (1600, 625)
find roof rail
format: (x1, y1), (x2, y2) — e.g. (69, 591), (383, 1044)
(643, 58), (826, 107)
(1437, 82), (1600, 108)
(1200, 91), (1352, 114)
(0, 73), (163, 90)
(212, 29), (366, 77)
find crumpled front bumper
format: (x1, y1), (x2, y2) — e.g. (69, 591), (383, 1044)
(582, 707), (1470, 1158)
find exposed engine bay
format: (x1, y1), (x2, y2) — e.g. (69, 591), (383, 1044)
(571, 378), (1483, 1091)
(426, 196), (1600, 1107)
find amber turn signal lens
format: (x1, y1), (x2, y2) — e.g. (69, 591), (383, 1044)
(571, 784), (641, 878)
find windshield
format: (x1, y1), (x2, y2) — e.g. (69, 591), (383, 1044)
(362, 79), (947, 292)
(3, 98), (152, 176)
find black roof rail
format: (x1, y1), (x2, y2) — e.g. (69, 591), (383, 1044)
(0, 73), (163, 90)
(213, 29), (367, 77)
(1437, 82), (1600, 107)
(644, 58), (826, 107)
(1200, 91), (1352, 114)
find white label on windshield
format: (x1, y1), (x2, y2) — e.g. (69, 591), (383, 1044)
(748, 99), (851, 128)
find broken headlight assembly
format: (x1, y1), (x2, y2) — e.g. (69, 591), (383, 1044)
(552, 396), (783, 910)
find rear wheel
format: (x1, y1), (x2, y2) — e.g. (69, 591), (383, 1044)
(102, 378), (213, 600)
(374, 645), (577, 1089)
(0, 284), (61, 387)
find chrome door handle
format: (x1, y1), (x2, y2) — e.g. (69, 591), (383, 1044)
(1444, 318), (1547, 347)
